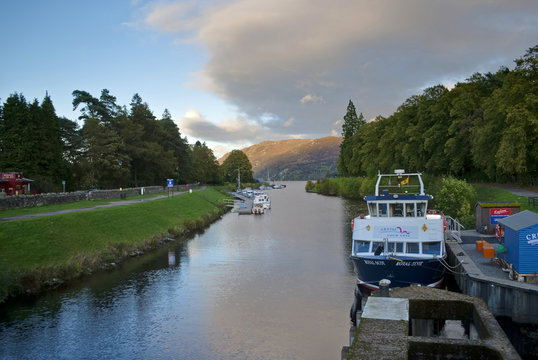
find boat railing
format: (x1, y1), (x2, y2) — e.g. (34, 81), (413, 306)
(445, 215), (464, 243)
(375, 171), (426, 196)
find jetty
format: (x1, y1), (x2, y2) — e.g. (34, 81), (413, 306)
(445, 229), (538, 324)
(225, 192), (254, 214)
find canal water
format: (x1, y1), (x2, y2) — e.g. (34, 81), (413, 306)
(0, 182), (363, 360)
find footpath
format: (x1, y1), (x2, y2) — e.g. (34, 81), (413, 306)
(0, 188), (204, 222)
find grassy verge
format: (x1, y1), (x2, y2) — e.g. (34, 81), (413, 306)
(0, 187), (230, 302)
(473, 184), (537, 212)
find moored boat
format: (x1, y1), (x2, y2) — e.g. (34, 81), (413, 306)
(350, 170), (446, 296)
(253, 192), (271, 210)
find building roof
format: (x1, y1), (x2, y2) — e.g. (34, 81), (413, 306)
(476, 202), (520, 208)
(498, 210), (538, 231)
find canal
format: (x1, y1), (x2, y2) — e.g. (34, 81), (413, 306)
(0, 182), (363, 359)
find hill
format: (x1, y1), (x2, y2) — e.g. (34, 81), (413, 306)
(218, 136), (342, 181)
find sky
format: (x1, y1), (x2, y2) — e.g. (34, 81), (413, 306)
(1, 0), (537, 158)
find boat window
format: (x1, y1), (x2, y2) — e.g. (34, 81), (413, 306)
(372, 241), (384, 254)
(379, 203), (388, 217)
(387, 242), (403, 253)
(368, 203), (377, 217)
(406, 203), (415, 217)
(392, 203), (404, 217)
(406, 242), (420, 254)
(417, 202), (426, 217)
(353, 240), (370, 254)
(422, 242), (441, 255)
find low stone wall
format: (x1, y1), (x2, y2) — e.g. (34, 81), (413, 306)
(0, 186), (165, 210)
(87, 186), (163, 200)
(0, 192), (87, 210)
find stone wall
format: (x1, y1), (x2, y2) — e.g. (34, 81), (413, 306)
(0, 186), (165, 210)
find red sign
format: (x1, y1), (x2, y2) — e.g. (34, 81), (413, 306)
(490, 208), (511, 216)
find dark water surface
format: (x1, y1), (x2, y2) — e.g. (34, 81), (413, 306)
(0, 182), (362, 359)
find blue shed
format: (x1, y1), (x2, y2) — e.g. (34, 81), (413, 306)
(498, 210), (538, 275)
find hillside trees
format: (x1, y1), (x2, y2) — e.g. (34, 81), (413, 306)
(338, 46), (537, 184)
(220, 149), (254, 183)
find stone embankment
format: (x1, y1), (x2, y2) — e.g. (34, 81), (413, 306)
(0, 186), (167, 210)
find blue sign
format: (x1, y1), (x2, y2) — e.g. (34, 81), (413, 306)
(62, 180), (66, 185)
(166, 179), (174, 188)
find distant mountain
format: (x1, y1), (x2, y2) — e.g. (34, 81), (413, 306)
(218, 136), (343, 181)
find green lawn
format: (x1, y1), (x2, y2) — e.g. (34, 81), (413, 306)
(473, 184), (538, 212)
(0, 188), (229, 273)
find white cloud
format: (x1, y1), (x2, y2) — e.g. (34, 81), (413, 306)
(299, 94), (325, 105)
(178, 109), (267, 142)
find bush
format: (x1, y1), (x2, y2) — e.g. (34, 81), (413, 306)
(305, 180), (315, 192)
(339, 177), (363, 199)
(435, 177), (477, 222)
(183, 219), (197, 231)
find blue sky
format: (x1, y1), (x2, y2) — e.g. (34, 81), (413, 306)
(1, 0), (537, 157)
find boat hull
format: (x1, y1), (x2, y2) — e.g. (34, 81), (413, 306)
(350, 255), (445, 295)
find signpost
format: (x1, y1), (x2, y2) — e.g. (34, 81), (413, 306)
(62, 180), (66, 193)
(167, 179), (174, 197)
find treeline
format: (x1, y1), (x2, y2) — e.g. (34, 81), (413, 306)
(0, 90), (222, 192)
(338, 46), (537, 184)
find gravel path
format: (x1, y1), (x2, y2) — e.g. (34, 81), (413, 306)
(0, 188), (204, 222)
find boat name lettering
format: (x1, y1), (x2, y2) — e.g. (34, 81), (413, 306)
(396, 261), (424, 266)
(364, 260), (386, 266)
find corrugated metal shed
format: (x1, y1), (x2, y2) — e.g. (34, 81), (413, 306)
(498, 210), (538, 230)
(498, 210), (538, 275)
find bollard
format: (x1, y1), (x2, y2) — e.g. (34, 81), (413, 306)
(379, 279), (391, 297)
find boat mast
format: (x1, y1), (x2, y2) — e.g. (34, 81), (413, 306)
(237, 168), (241, 192)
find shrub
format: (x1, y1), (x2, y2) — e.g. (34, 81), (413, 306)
(305, 180), (315, 192)
(195, 217), (205, 229)
(183, 219), (197, 231)
(435, 177), (477, 222)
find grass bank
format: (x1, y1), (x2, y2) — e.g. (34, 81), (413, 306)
(0, 187), (230, 303)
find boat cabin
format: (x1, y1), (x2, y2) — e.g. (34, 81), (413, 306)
(365, 190), (430, 218)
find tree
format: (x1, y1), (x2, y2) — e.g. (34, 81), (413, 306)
(159, 109), (191, 183)
(191, 141), (221, 184)
(220, 150), (254, 183)
(338, 100), (365, 176)
(73, 89), (130, 188)
(0, 93), (31, 171)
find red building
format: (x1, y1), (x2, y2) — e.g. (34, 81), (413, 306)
(0, 172), (34, 196)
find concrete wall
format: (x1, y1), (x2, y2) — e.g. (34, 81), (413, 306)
(446, 242), (538, 324)
(0, 186), (165, 210)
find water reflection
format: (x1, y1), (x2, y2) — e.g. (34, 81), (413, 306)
(0, 182), (358, 359)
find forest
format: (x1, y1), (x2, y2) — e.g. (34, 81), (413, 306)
(338, 46), (537, 185)
(0, 90), (227, 192)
